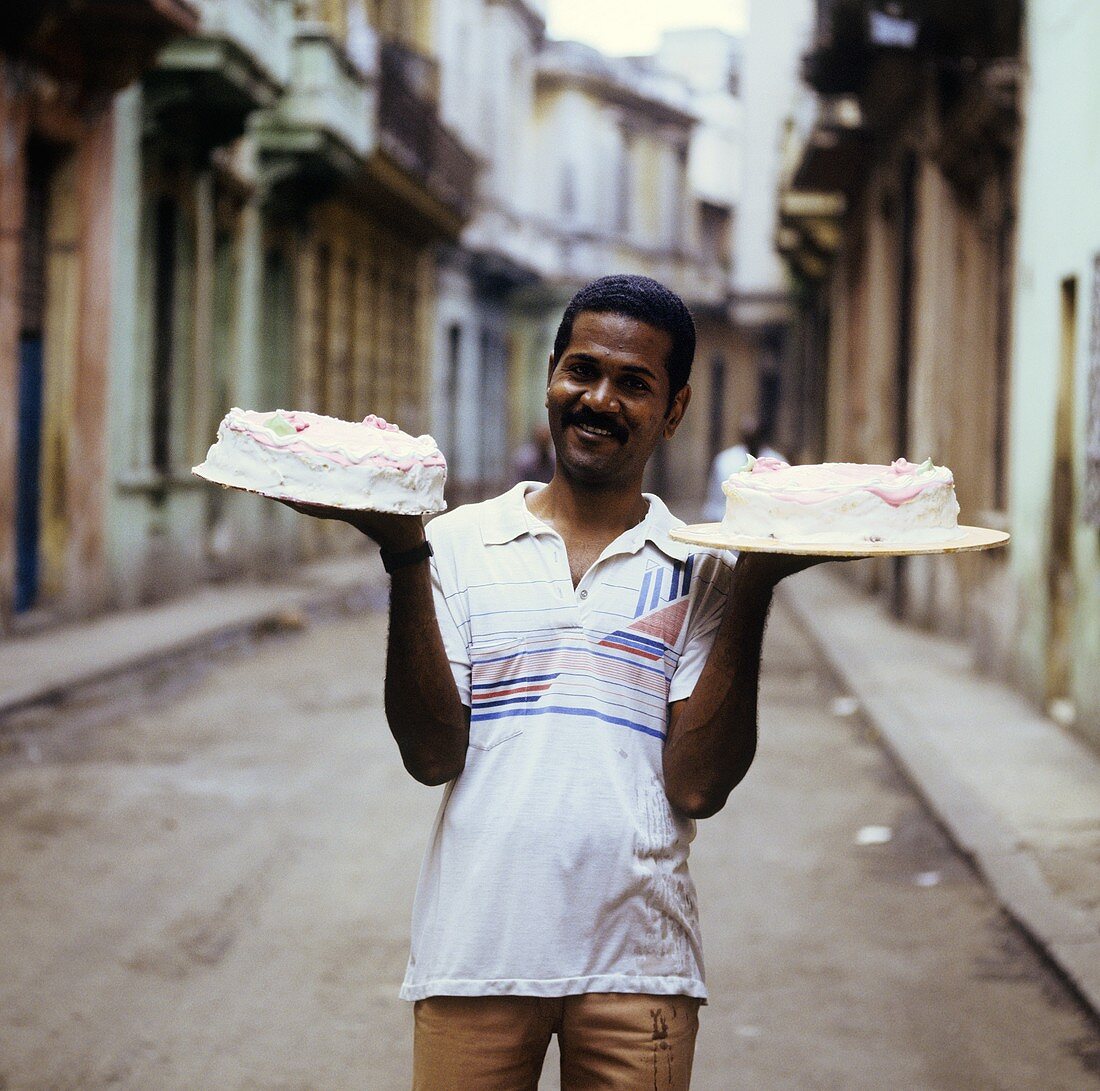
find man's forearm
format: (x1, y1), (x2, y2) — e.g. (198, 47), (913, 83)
(384, 562), (469, 786)
(662, 562), (775, 818)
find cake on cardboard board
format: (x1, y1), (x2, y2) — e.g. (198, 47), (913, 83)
(193, 408), (447, 514)
(719, 456), (962, 544)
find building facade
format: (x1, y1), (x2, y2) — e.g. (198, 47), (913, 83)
(778, 0), (1100, 750)
(733, 0), (814, 461)
(504, 35), (752, 513)
(2, 0), (200, 628)
(2, 0), (813, 632)
(779, 0), (1019, 625)
(1, 0), (477, 629)
(1007, 0), (1100, 747)
(431, 0), (544, 503)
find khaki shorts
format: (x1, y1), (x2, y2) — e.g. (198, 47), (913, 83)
(412, 992), (701, 1090)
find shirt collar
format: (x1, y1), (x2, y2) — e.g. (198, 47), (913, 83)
(481, 482), (693, 562)
(480, 482), (549, 546)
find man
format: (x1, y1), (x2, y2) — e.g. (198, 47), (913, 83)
(511, 423), (555, 484)
(702, 414), (787, 522)
(287, 275), (827, 1089)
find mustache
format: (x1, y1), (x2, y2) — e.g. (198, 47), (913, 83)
(564, 408), (627, 443)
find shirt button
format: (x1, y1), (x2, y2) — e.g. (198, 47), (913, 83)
(579, 589), (588, 600)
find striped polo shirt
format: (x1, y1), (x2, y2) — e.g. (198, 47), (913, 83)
(400, 482), (734, 1001)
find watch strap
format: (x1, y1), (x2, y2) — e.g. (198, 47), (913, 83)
(379, 539), (433, 574)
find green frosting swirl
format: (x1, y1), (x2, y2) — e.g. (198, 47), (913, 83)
(265, 412), (296, 438)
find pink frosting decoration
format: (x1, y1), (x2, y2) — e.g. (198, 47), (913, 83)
(229, 409), (445, 468)
(362, 414), (400, 432)
(750, 456), (790, 473)
(888, 458), (921, 475)
(729, 460), (951, 507)
(864, 482), (932, 506)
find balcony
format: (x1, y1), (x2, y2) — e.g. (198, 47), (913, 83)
(800, 0), (1020, 197)
(788, 94), (869, 196)
(774, 84), (853, 282)
(148, 0), (292, 151)
(0, 0), (200, 99)
(371, 39), (479, 235)
(252, 16), (376, 193)
(804, 1), (1021, 104)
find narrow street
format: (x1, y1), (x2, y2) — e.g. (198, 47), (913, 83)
(0, 598), (1097, 1090)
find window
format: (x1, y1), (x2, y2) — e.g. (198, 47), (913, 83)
(312, 243), (332, 414)
(698, 202), (731, 265)
(561, 163), (578, 221)
(446, 322), (461, 459)
(616, 131), (633, 233)
(151, 196), (178, 474)
(709, 354), (726, 464)
(1086, 254), (1100, 527)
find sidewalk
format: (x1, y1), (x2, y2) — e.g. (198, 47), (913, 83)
(2, 556), (1098, 1018)
(781, 567), (1100, 1018)
(0, 551), (385, 719)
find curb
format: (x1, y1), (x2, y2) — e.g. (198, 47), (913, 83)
(779, 574), (1100, 1021)
(0, 554), (385, 723)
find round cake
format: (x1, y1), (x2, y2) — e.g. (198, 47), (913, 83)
(720, 456), (962, 543)
(193, 408), (447, 514)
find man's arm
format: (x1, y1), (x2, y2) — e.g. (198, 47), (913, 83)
(281, 504), (469, 785)
(384, 543), (470, 785)
(662, 552), (828, 819)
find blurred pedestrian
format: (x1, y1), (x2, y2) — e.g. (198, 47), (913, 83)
(511, 423), (555, 483)
(280, 274), (835, 1089)
(702, 414), (787, 522)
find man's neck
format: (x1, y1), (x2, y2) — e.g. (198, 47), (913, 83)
(526, 474), (649, 540)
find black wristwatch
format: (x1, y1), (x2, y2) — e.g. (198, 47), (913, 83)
(379, 540), (433, 574)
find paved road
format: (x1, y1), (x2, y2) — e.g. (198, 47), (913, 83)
(0, 599), (1097, 1089)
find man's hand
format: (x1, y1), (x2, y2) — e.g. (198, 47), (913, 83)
(730, 549), (846, 591)
(277, 500), (424, 551)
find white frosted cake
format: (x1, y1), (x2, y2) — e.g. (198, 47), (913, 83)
(193, 408), (447, 514)
(720, 456), (962, 543)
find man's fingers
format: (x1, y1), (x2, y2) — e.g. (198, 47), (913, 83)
(735, 550), (853, 586)
(275, 498), (425, 549)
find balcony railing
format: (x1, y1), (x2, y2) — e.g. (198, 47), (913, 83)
(0, 0), (200, 96)
(253, 18), (375, 167)
(163, 0), (292, 93)
(805, 0), (1021, 96)
(378, 39), (477, 221)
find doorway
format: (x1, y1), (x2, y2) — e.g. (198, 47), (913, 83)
(1047, 277), (1078, 709)
(14, 143), (53, 613)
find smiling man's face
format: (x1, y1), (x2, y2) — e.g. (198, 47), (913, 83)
(545, 310), (690, 491)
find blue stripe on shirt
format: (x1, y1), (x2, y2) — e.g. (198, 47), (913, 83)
(471, 703), (666, 740)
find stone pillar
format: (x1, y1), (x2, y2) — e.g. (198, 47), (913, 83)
(65, 105), (117, 617)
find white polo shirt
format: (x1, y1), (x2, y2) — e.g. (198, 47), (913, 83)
(399, 483), (734, 1001)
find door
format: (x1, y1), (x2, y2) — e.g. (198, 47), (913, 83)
(14, 144), (51, 613)
(1047, 277), (1078, 710)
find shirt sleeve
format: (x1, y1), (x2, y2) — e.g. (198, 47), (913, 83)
(668, 550), (736, 703)
(425, 520), (472, 707)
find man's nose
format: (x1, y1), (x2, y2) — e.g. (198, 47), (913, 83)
(582, 378), (618, 413)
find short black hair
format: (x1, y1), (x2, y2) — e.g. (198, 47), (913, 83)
(552, 274), (696, 405)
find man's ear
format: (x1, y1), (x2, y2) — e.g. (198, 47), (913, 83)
(663, 383), (691, 439)
(545, 353), (556, 405)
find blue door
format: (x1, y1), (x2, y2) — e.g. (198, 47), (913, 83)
(15, 335), (44, 613)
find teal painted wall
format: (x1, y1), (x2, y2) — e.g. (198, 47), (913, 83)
(1010, 0), (1100, 746)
